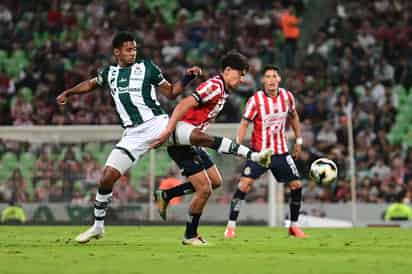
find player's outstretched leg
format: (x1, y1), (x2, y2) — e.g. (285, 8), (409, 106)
(224, 177), (253, 239)
(287, 180), (308, 238)
(188, 129), (272, 168)
(75, 166), (121, 243)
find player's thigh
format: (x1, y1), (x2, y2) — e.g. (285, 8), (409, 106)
(187, 170), (212, 197)
(195, 147), (221, 188)
(241, 160), (267, 180)
(169, 121), (196, 145)
(205, 165), (222, 189)
(109, 115), (169, 174)
(270, 153), (300, 184)
(169, 121), (214, 147)
(238, 160), (267, 192)
(167, 145), (207, 177)
(105, 148), (134, 176)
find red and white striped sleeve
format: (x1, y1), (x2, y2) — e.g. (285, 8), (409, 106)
(191, 81), (221, 105)
(287, 90), (296, 113)
(243, 95), (258, 121)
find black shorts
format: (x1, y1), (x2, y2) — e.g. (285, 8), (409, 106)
(241, 153), (300, 183)
(167, 145), (214, 177)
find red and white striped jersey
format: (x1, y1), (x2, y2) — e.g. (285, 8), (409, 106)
(243, 88), (296, 154)
(183, 75), (228, 131)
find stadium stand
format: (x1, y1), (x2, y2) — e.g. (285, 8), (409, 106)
(0, 0), (411, 205)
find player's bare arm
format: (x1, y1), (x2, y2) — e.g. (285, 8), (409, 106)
(288, 109), (302, 158)
(56, 78), (99, 105)
(150, 95), (199, 148)
(158, 66), (202, 99)
(236, 118), (250, 144)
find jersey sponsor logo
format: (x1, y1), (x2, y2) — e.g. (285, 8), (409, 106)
(119, 78), (128, 83)
(133, 66), (143, 73)
(117, 87), (141, 93)
(263, 113), (286, 129)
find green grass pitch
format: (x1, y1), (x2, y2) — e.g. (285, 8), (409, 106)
(0, 226), (411, 274)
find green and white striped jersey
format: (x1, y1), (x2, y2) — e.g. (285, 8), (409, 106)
(96, 59), (167, 127)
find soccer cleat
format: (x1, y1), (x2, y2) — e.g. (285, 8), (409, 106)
(182, 235), (207, 246)
(75, 226), (104, 243)
(153, 190), (169, 220)
(251, 149), (272, 168)
(224, 227), (236, 239)
(288, 226), (309, 238)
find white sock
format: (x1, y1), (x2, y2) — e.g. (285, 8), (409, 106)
(93, 191), (112, 229)
(218, 137), (250, 158)
(227, 220), (237, 228)
(290, 221), (299, 227)
(236, 145), (250, 158)
(94, 220), (104, 229)
(217, 137), (232, 153)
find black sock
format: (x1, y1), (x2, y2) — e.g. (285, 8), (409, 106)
(185, 212), (201, 238)
(229, 188), (247, 221)
(162, 182), (195, 201)
(98, 186), (113, 195)
(290, 188), (302, 222)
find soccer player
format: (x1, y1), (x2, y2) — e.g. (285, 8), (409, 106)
(150, 51), (272, 245)
(56, 32), (202, 243)
(223, 65), (308, 239)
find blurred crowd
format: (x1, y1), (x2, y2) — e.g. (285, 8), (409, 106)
(1, 0), (412, 205)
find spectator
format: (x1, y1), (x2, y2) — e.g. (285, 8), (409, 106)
(279, 5), (301, 68)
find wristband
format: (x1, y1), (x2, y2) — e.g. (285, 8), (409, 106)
(182, 73), (196, 86)
(296, 137), (303, 145)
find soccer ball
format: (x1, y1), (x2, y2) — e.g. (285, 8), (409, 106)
(309, 158), (338, 184)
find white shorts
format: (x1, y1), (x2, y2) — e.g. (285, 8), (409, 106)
(105, 115), (169, 174)
(167, 121), (196, 146)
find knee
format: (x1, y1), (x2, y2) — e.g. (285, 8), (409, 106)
(289, 180), (302, 191)
(99, 166), (120, 188)
(238, 179), (253, 193)
(189, 130), (214, 147)
(211, 178), (222, 190)
(197, 184), (212, 200)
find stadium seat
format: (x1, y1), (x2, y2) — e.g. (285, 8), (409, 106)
(20, 152), (36, 169)
(84, 143), (100, 159)
(0, 50), (8, 71)
(0, 166), (12, 184)
(2, 152), (19, 170)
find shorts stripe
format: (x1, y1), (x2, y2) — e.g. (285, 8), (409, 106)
(114, 146), (136, 162)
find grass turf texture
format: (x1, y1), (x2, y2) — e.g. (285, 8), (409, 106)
(0, 226), (410, 274)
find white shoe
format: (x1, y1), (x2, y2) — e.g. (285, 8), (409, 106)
(250, 149), (272, 168)
(75, 226), (104, 243)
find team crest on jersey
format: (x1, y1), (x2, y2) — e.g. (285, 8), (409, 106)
(133, 66), (143, 73)
(244, 166), (251, 176)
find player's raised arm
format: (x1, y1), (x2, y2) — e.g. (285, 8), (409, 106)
(56, 78), (99, 105)
(158, 66), (202, 99)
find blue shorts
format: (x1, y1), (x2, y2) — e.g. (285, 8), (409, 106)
(167, 145), (214, 177)
(241, 153), (300, 183)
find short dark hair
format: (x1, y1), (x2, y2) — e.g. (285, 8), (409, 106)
(221, 51), (249, 72)
(262, 64), (280, 75)
(112, 32), (135, 49)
